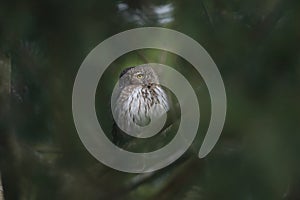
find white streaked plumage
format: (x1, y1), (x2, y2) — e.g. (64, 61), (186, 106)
(114, 65), (169, 132)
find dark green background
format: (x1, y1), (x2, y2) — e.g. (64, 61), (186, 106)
(0, 0), (300, 199)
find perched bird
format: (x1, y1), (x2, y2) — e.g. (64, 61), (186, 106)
(112, 65), (170, 148)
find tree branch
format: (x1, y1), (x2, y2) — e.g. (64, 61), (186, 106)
(0, 53), (10, 200)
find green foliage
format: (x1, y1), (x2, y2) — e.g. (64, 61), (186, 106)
(1, 0), (300, 199)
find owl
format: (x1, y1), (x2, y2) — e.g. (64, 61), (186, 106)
(112, 65), (169, 146)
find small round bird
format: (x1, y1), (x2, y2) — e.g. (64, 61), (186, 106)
(113, 65), (169, 137)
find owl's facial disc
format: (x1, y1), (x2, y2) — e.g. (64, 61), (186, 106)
(119, 65), (159, 88)
(130, 72), (151, 86)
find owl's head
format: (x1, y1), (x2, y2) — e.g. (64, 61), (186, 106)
(119, 65), (159, 88)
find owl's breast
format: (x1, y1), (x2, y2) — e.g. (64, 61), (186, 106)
(114, 85), (169, 132)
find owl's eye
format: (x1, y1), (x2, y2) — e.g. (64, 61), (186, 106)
(136, 74), (144, 79)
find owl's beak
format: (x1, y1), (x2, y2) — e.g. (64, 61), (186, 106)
(145, 83), (155, 89)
